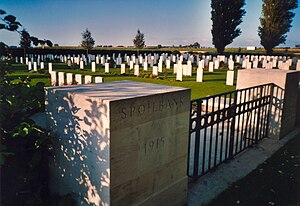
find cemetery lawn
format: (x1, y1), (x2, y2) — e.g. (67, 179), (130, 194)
(207, 134), (300, 206)
(8, 63), (237, 100)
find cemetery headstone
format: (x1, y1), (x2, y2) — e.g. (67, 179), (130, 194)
(92, 62), (96, 72)
(66, 73), (73, 85)
(75, 74), (82, 84)
(105, 63), (110, 73)
(95, 76), (103, 83)
(196, 68), (203, 82)
(58, 72), (65, 86)
(84, 75), (92, 84)
(50, 71), (57, 86)
(226, 71), (234, 86)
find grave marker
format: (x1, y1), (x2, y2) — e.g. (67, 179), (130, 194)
(58, 72), (65, 86)
(75, 74), (82, 84)
(95, 76), (103, 83)
(196, 68), (203, 82)
(84, 75), (92, 84)
(66, 73), (73, 85)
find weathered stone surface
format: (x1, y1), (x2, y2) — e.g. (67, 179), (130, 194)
(45, 80), (190, 206)
(237, 69), (300, 139)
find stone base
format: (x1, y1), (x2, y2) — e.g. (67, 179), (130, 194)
(45, 80), (191, 206)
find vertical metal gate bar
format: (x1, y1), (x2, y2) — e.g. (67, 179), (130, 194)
(202, 100), (209, 175)
(229, 91), (237, 158)
(193, 100), (202, 179)
(208, 97), (215, 170)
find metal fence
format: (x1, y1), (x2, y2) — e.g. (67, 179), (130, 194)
(188, 83), (274, 179)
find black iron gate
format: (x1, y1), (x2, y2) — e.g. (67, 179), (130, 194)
(188, 83), (274, 179)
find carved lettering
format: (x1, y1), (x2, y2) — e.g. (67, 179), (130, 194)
(138, 105), (145, 114)
(144, 137), (165, 154)
(119, 95), (185, 119)
(121, 108), (126, 119)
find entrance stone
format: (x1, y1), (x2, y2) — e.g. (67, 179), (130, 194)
(45, 81), (190, 206)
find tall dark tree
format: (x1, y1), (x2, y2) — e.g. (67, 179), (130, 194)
(211, 0), (246, 53)
(258, 0), (298, 54)
(80, 28), (95, 57)
(133, 29), (145, 49)
(19, 29), (31, 59)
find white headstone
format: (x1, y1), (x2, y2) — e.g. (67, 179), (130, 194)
(229, 60), (234, 70)
(166, 59), (171, 69)
(75, 74), (82, 84)
(26, 57), (29, 65)
(48, 62), (53, 73)
(105, 63), (110, 73)
(196, 68), (203, 82)
(143, 61), (148, 71)
(176, 64), (183, 81)
(130, 61), (134, 70)
(173, 64), (178, 74)
(80, 61), (84, 69)
(92, 62), (96, 72)
(84, 75), (92, 84)
(158, 62), (163, 73)
(40, 62), (44, 69)
(152, 66), (158, 76)
(134, 65), (139, 76)
(296, 60), (300, 71)
(95, 76), (103, 83)
(226, 70), (234, 86)
(33, 62), (38, 71)
(214, 60), (220, 69)
(50, 71), (57, 86)
(121, 64), (126, 74)
(209, 62), (214, 72)
(66, 73), (73, 85)
(253, 60), (258, 68)
(246, 62), (252, 69)
(28, 61), (32, 71)
(58, 72), (65, 86)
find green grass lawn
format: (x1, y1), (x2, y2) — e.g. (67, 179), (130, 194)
(8, 63), (237, 100)
(207, 134), (300, 206)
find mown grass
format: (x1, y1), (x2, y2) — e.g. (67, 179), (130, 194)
(8, 63), (237, 100)
(207, 133), (300, 206)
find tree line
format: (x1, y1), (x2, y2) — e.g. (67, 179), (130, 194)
(211, 0), (298, 54)
(82, 0), (298, 55)
(2, 0), (298, 57)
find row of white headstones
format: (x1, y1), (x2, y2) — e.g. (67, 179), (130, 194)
(18, 53), (300, 86)
(50, 71), (104, 86)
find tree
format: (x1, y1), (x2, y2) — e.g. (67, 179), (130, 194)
(80, 28), (95, 57)
(133, 29), (145, 49)
(258, 0), (298, 54)
(19, 29), (31, 59)
(193, 42), (200, 48)
(211, 0), (246, 53)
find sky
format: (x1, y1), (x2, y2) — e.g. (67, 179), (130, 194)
(1, 0), (300, 48)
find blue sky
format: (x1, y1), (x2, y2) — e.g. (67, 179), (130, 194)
(1, 0), (299, 47)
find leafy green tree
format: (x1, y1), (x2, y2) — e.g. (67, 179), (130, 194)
(211, 0), (246, 53)
(133, 29), (145, 49)
(258, 0), (298, 54)
(0, 10), (52, 205)
(80, 28), (95, 57)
